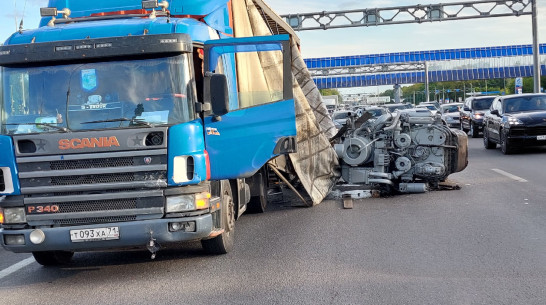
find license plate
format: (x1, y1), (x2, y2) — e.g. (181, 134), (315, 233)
(537, 135), (546, 140)
(70, 227), (120, 242)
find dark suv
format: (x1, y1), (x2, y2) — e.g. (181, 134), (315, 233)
(460, 96), (496, 137)
(483, 93), (546, 154)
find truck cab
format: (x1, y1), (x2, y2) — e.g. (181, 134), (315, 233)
(0, 0), (296, 265)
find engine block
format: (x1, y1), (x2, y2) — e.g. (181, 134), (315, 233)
(334, 109), (468, 193)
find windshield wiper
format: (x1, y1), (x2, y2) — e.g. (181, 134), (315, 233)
(3, 122), (70, 132)
(81, 117), (154, 127)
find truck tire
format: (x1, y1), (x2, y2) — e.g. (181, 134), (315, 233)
(202, 180), (235, 254)
(32, 251), (74, 266)
(246, 168), (268, 213)
(483, 129), (496, 149)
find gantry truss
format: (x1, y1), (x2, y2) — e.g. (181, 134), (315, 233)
(281, 0), (533, 31)
(309, 63), (426, 77)
(281, 0), (540, 92)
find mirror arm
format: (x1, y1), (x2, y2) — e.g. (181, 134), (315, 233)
(195, 102), (211, 113)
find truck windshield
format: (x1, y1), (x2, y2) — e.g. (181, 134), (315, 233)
(1, 54), (196, 134)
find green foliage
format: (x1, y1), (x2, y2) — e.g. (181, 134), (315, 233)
(389, 76), (546, 104)
(381, 89), (394, 100)
(319, 88), (342, 102)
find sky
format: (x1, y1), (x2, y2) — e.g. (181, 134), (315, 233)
(1, 0), (545, 95)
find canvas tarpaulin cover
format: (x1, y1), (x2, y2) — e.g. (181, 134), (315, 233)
(231, 0), (339, 204)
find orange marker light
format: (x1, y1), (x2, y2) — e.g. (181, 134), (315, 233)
(196, 199), (207, 209)
(195, 192), (211, 209)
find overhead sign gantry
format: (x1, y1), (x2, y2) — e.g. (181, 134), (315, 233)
(281, 0), (541, 93)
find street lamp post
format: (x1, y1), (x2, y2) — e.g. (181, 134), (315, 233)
(531, 0), (541, 93)
(425, 62), (430, 103)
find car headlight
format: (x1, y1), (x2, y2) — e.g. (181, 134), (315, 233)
(0, 207), (27, 224)
(166, 192), (210, 213)
(507, 117), (523, 125)
(473, 113), (483, 119)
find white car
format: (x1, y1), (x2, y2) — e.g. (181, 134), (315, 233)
(416, 103), (440, 115)
(331, 110), (355, 128)
(439, 103), (463, 128)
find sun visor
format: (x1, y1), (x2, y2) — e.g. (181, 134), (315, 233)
(0, 33), (192, 66)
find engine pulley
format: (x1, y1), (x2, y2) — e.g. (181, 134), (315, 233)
(394, 133), (411, 148)
(341, 137), (372, 166)
(395, 157), (412, 172)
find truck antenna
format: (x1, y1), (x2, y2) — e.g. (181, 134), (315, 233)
(13, 0), (18, 32)
(18, 0), (29, 34)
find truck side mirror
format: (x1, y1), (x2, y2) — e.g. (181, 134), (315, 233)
(463, 106), (470, 111)
(204, 73), (229, 117)
(490, 109), (499, 116)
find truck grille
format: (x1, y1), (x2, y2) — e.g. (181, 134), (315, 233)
(51, 172), (136, 185)
(18, 150), (167, 193)
(54, 216), (137, 226)
(17, 148), (168, 226)
(50, 157), (134, 170)
(54, 199), (137, 213)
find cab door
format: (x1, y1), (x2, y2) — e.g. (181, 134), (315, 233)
(202, 35), (296, 180)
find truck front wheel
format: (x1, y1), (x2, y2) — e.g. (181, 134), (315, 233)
(202, 180), (235, 254)
(247, 167), (268, 213)
(32, 251), (74, 266)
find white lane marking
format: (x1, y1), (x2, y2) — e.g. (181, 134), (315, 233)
(0, 257), (35, 280)
(491, 168), (528, 182)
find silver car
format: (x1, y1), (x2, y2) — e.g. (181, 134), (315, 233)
(440, 103), (463, 128)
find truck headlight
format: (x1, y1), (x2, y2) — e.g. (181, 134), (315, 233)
(0, 207), (26, 224)
(166, 192), (210, 213)
(166, 195), (195, 212)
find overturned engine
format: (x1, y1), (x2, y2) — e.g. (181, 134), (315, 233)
(334, 109), (468, 193)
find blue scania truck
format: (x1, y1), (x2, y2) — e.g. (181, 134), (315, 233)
(0, 0), (297, 265)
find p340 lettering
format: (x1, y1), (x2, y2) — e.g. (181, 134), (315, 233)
(27, 205), (60, 214)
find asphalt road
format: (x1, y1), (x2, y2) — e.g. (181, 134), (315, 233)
(1, 137), (546, 305)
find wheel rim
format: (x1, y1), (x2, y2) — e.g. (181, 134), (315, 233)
(225, 193), (235, 232)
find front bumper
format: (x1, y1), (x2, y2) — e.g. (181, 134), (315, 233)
(1, 214), (213, 253)
(446, 121), (460, 128)
(472, 119), (484, 130)
(506, 135), (546, 147)
(507, 127), (546, 147)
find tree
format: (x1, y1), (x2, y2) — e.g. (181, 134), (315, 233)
(319, 88), (342, 102)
